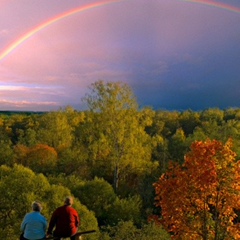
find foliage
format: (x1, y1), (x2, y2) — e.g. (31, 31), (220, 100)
(2, 81), (240, 238)
(81, 80), (154, 192)
(47, 173), (85, 195)
(168, 128), (188, 164)
(36, 111), (73, 149)
(0, 140), (14, 166)
(100, 221), (170, 240)
(0, 164), (50, 239)
(153, 139), (240, 239)
(137, 222), (171, 240)
(56, 145), (89, 176)
(74, 177), (117, 226)
(0, 165), (99, 240)
(14, 144), (58, 174)
(105, 195), (143, 227)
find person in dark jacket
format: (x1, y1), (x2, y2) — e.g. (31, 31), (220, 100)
(46, 196), (80, 240)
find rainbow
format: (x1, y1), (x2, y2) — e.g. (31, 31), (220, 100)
(0, 0), (239, 61)
(181, 0), (240, 14)
(0, 0), (125, 61)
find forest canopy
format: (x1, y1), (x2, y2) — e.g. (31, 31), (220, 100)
(1, 80), (240, 239)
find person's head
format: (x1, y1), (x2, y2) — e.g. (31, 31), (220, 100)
(32, 201), (42, 212)
(64, 196), (74, 206)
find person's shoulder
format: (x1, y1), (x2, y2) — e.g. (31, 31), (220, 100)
(23, 212), (34, 220)
(26, 212), (34, 216)
(23, 212), (31, 218)
(54, 205), (65, 211)
(71, 207), (79, 214)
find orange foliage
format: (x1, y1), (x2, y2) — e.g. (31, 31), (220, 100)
(27, 144), (58, 172)
(14, 144), (57, 173)
(153, 139), (240, 239)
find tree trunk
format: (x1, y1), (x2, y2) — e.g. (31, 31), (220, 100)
(113, 164), (119, 192)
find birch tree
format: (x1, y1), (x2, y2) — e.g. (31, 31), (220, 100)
(82, 80), (154, 192)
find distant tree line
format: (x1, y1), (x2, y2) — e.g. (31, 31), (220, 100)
(1, 80), (240, 239)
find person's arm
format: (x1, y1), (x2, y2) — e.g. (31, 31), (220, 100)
(47, 210), (57, 235)
(75, 210), (80, 227)
(20, 215), (27, 232)
(43, 216), (48, 232)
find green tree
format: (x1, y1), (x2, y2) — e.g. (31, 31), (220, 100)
(151, 135), (169, 174)
(138, 222), (171, 240)
(105, 195), (142, 226)
(0, 164), (50, 239)
(37, 111), (73, 150)
(101, 221), (170, 240)
(102, 221), (139, 240)
(18, 128), (38, 147)
(56, 146), (88, 176)
(45, 185), (99, 240)
(0, 164), (99, 240)
(0, 140), (14, 166)
(200, 108), (224, 124)
(179, 110), (200, 135)
(153, 111), (180, 138)
(81, 80), (154, 192)
(75, 177), (117, 226)
(168, 128), (188, 164)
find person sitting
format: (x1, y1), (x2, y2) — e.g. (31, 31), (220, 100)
(20, 201), (47, 240)
(47, 196), (80, 240)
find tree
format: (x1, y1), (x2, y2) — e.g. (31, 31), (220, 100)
(81, 80), (154, 192)
(56, 146), (88, 176)
(36, 111), (73, 150)
(101, 221), (171, 240)
(153, 139), (240, 240)
(105, 195), (143, 227)
(25, 144), (58, 174)
(0, 164), (99, 240)
(0, 164), (50, 239)
(14, 144), (58, 174)
(179, 110), (200, 136)
(168, 128), (188, 164)
(153, 111), (180, 138)
(74, 177), (117, 226)
(45, 185), (99, 240)
(200, 108), (224, 125)
(0, 140), (14, 166)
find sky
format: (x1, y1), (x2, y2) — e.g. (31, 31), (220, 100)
(0, 0), (240, 112)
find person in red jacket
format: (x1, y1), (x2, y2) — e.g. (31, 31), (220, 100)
(47, 196), (80, 240)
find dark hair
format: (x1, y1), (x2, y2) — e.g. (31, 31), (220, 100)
(32, 202), (42, 212)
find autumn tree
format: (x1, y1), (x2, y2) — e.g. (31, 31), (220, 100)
(153, 139), (240, 240)
(25, 144), (58, 174)
(14, 144), (58, 174)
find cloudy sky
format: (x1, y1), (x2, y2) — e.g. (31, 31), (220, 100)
(0, 0), (240, 111)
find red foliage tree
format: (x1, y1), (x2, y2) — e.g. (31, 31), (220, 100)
(153, 139), (240, 240)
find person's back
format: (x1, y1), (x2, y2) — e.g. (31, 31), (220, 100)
(47, 196), (80, 240)
(21, 202), (47, 240)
